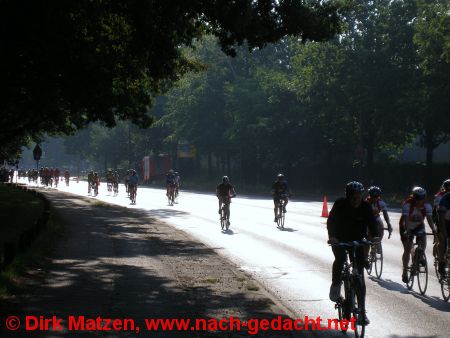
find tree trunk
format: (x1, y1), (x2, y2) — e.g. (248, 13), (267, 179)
(366, 140), (374, 185)
(207, 152), (212, 178)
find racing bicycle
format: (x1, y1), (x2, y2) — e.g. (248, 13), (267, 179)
(330, 239), (372, 338)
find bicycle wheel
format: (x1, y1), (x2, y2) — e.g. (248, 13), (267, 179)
(441, 273), (450, 302)
(335, 298), (348, 334)
(353, 279), (366, 338)
(220, 209), (226, 230)
(366, 246), (374, 276)
(406, 264), (415, 290)
(416, 248), (428, 295)
(375, 242), (383, 279)
(433, 243), (439, 278)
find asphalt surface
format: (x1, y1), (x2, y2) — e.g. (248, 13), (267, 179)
(17, 179), (450, 337)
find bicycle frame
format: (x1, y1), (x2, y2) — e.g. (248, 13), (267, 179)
(331, 239), (372, 338)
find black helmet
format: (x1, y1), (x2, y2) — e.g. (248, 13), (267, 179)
(442, 179), (450, 191)
(412, 186), (426, 200)
(368, 186), (382, 198)
(345, 181), (365, 197)
(222, 176), (229, 183)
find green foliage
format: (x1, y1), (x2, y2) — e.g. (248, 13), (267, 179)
(0, 0), (347, 160)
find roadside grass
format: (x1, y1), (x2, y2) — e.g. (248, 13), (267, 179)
(92, 200), (108, 207)
(0, 184), (44, 247)
(0, 187), (64, 298)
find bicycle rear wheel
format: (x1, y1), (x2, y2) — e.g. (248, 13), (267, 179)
(374, 243), (383, 279)
(416, 248), (428, 295)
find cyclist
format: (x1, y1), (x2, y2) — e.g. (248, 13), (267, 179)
(166, 169), (177, 198)
(128, 169), (138, 202)
(87, 170), (94, 194)
(400, 187), (436, 283)
(216, 176), (237, 226)
(437, 180), (450, 276)
(365, 186), (393, 239)
(271, 173), (292, 222)
(327, 181), (379, 324)
(93, 172), (100, 195)
(106, 169), (114, 192)
(64, 170), (70, 186)
(54, 167), (60, 187)
(174, 171), (181, 199)
(113, 170), (120, 194)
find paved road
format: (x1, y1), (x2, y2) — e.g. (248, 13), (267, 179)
(23, 179), (450, 337)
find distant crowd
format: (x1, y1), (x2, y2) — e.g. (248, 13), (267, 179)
(0, 167), (14, 183)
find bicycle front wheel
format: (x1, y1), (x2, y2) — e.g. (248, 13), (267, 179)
(220, 211), (226, 230)
(441, 273), (450, 302)
(352, 278), (366, 338)
(366, 246), (374, 276)
(375, 242), (383, 279)
(416, 248), (428, 295)
(433, 243), (440, 277)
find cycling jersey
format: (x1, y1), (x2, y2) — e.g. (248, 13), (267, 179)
(272, 181), (289, 195)
(434, 190), (447, 208)
(402, 201), (432, 230)
(365, 197), (387, 217)
(128, 174), (138, 186)
(216, 183), (235, 198)
(327, 198), (378, 242)
(166, 173), (176, 186)
(439, 192), (450, 221)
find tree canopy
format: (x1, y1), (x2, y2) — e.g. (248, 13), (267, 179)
(0, 0), (349, 158)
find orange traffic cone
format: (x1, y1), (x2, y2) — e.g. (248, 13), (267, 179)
(321, 196), (329, 218)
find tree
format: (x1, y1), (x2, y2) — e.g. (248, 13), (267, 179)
(411, 0), (450, 186)
(0, 0), (349, 158)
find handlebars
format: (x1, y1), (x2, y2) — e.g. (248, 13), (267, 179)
(328, 239), (373, 248)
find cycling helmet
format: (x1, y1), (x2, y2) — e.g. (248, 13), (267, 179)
(222, 176), (229, 183)
(368, 186), (382, 198)
(277, 173), (284, 179)
(169, 169), (174, 174)
(412, 186), (426, 200)
(442, 179), (450, 191)
(345, 181), (365, 197)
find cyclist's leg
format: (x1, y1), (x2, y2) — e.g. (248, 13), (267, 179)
(273, 197), (278, 220)
(218, 198), (223, 215)
(354, 246), (367, 309)
(437, 220), (449, 262)
(283, 196), (288, 212)
(331, 247), (347, 284)
(417, 228), (427, 251)
(330, 246), (346, 301)
(401, 232), (413, 281)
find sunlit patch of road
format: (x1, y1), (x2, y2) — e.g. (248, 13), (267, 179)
(24, 178), (450, 337)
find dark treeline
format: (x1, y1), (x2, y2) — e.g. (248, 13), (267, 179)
(59, 1), (450, 194)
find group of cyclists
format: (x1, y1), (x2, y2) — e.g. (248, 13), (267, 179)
(0, 167), (14, 183)
(214, 173), (450, 324)
(326, 178), (450, 324)
(83, 168), (180, 206)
